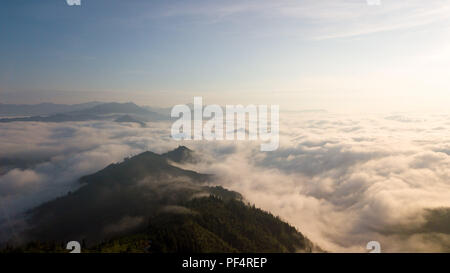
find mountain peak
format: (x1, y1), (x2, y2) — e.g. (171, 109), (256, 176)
(175, 145), (191, 152)
(162, 146), (197, 163)
(8, 147), (319, 253)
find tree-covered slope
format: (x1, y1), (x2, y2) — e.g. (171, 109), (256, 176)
(3, 148), (320, 253)
(91, 195), (317, 253)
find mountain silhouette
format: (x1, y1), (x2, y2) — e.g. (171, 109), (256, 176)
(0, 102), (166, 123)
(6, 148), (319, 253)
(162, 145), (198, 163)
(72, 102), (150, 115)
(0, 102), (101, 116)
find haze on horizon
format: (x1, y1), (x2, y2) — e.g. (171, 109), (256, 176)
(1, 0), (450, 113)
(3, 1), (450, 253)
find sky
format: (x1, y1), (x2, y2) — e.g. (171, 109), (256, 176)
(1, 0), (450, 112)
(2, 0), (450, 252)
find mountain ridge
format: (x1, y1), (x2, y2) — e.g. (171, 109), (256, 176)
(0, 102), (166, 123)
(3, 147), (320, 253)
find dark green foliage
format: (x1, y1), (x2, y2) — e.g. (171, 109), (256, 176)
(7, 195), (317, 253)
(2, 148), (319, 253)
(95, 196), (315, 253)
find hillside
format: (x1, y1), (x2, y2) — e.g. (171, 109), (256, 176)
(4, 148), (319, 253)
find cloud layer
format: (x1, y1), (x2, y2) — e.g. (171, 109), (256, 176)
(1, 112), (450, 252)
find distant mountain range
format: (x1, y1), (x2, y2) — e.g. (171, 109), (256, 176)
(0, 102), (102, 116)
(0, 102), (167, 125)
(3, 147), (319, 253)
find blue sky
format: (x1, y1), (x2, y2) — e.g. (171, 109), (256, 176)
(1, 0), (450, 112)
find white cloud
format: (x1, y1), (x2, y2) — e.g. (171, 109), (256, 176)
(157, 0), (450, 39)
(1, 111), (450, 251)
(177, 112), (450, 252)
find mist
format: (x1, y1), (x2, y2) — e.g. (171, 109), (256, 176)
(1, 111), (450, 251)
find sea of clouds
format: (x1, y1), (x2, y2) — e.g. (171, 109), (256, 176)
(1, 111), (450, 252)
